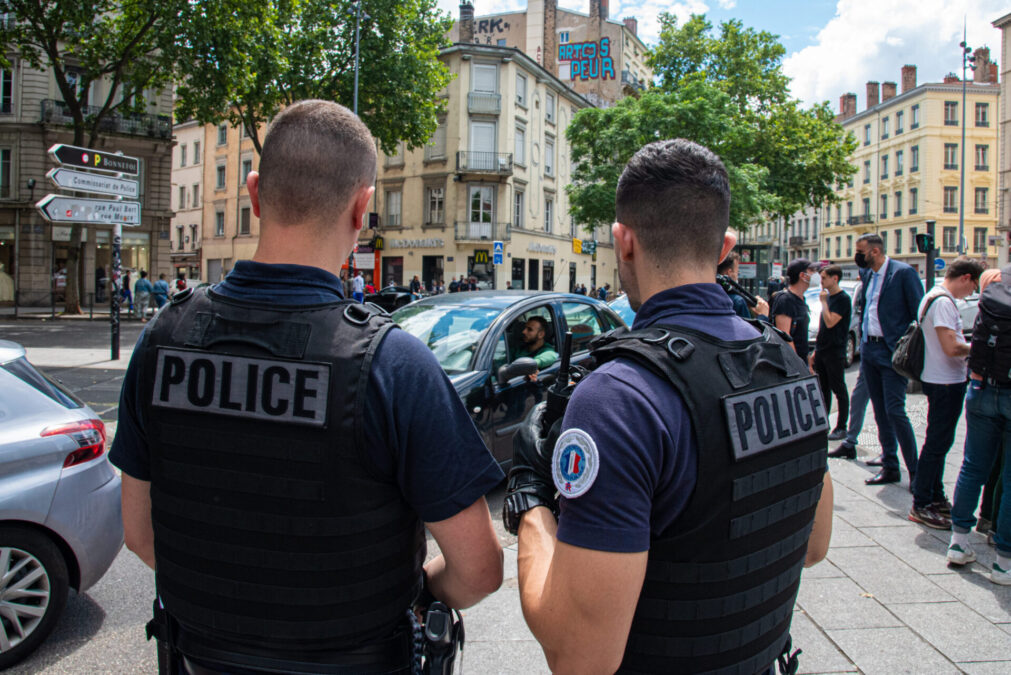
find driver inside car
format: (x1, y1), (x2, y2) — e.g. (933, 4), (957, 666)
(510, 316), (559, 380)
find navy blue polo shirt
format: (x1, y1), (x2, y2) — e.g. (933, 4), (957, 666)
(110, 261), (503, 523)
(556, 283), (761, 553)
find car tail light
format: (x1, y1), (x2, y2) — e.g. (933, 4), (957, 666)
(41, 419), (107, 468)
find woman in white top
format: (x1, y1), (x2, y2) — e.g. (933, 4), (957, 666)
(908, 257), (984, 529)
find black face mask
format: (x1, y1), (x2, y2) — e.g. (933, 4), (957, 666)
(854, 252), (869, 269)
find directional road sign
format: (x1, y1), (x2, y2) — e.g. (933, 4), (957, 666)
(36, 194), (141, 225)
(934, 257), (946, 270)
(48, 144), (140, 175)
(493, 240), (504, 265)
(47, 167), (139, 198)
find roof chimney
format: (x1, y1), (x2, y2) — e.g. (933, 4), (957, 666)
(839, 93), (857, 119)
(590, 0), (608, 22)
(543, 0), (557, 75)
(990, 62), (999, 83)
(623, 17), (638, 36)
(866, 81), (879, 110)
(943, 72), (959, 84)
(973, 47), (990, 83)
(459, 1), (474, 43)
(901, 64), (917, 92)
(881, 81), (897, 101)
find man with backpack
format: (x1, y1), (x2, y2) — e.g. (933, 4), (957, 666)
(908, 258), (983, 529)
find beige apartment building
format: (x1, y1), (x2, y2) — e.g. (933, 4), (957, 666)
(371, 41), (615, 292)
(452, 0), (650, 108)
(995, 12), (1011, 265)
(0, 54), (173, 305)
(170, 118), (203, 281)
(816, 60), (999, 277)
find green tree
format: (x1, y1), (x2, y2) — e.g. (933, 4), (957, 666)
(567, 14), (857, 234)
(175, 0), (453, 156)
(0, 0), (184, 313)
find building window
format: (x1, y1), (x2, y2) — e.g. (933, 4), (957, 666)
(545, 92), (555, 124)
(239, 206), (251, 235)
(241, 158), (253, 184)
(943, 143), (958, 170)
(385, 190), (402, 227)
(894, 191), (902, 216)
(895, 150), (903, 175)
(217, 123), (228, 145)
(472, 63), (497, 93)
(910, 145), (919, 172)
(178, 186), (186, 209)
(911, 104), (920, 129)
(514, 125), (525, 166)
(863, 160), (870, 184)
(974, 227), (987, 253)
(846, 235), (853, 256)
(975, 187), (989, 214)
(544, 138), (554, 176)
(862, 197), (870, 216)
(192, 184), (200, 207)
(881, 231), (887, 251)
(180, 145), (187, 167)
(544, 197), (553, 233)
(944, 101), (958, 126)
(975, 102), (989, 127)
(894, 228), (902, 254)
(895, 110), (903, 134)
(497, 38), (506, 46)
(425, 186), (444, 224)
(514, 191), (524, 229)
(943, 226), (957, 252)
(975, 144), (989, 171)
(0, 147), (11, 198)
(863, 124), (870, 146)
(176, 226), (184, 251)
(0, 68), (11, 114)
(570, 215), (577, 238)
(909, 227), (918, 253)
(516, 73), (527, 107)
(215, 164), (226, 189)
(909, 188), (918, 214)
(215, 211), (225, 237)
(880, 194), (888, 219)
(193, 141), (201, 164)
(846, 201), (853, 221)
(385, 142), (405, 168)
(881, 155), (888, 178)
(835, 236), (841, 258)
(881, 116), (889, 139)
(424, 118), (447, 161)
(559, 31), (569, 43)
(943, 186), (958, 213)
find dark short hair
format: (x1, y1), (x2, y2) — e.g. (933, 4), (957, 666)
(615, 139), (730, 266)
(821, 265), (842, 281)
(526, 316), (549, 333)
(717, 251), (740, 275)
(140, 270), (148, 279)
(258, 100), (377, 226)
(856, 233), (884, 252)
(946, 256), (985, 281)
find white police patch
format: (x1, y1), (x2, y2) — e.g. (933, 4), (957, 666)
(552, 428), (600, 498)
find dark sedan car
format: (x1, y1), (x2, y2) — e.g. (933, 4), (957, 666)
(392, 291), (625, 467)
(365, 285), (420, 312)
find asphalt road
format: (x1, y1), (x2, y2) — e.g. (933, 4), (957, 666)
(1, 318), (512, 674)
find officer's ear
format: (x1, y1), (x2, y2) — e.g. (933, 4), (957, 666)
(350, 185), (374, 234)
(247, 171), (261, 218)
(719, 230), (737, 265)
(613, 221), (635, 262)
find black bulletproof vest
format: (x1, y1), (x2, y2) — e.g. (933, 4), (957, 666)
(590, 323), (827, 675)
(139, 288), (424, 659)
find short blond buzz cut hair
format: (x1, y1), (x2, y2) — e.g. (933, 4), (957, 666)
(257, 100), (377, 226)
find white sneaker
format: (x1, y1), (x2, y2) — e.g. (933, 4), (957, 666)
(992, 561), (1011, 586)
(946, 543), (976, 566)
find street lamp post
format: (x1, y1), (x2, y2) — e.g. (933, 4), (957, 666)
(958, 28), (977, 254)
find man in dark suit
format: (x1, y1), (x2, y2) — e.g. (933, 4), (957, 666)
(853, 233), (924, 485)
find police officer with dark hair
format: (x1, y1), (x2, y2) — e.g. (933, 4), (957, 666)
(113, 100), (504, 674)
(505, 139), (834, 674)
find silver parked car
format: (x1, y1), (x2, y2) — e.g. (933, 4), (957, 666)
(0, 340), (123, 668)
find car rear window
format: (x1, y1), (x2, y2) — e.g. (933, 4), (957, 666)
(1, 357), (83, 409)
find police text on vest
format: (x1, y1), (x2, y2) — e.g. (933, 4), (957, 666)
(723, 377), (828, 461)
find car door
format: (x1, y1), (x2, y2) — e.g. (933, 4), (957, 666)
(559, 300), (608, 370)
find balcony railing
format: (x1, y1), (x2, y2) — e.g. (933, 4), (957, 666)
(788, 236), (805, 246)
(454, 221), (511, 242)
(41, 99), (171, 138)
(468, 91), (501, 114)
(457, 151), (513, 175)
(847, 215), (874, 225)
(620, 70), (646, 92)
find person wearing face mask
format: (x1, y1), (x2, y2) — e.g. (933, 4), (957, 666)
(853, 233), (925, 486)
(770, 258), (818, 361)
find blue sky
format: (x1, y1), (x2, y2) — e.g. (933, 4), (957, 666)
(437, 0), (1008, 110)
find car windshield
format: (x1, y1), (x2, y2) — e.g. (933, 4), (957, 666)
(393, 304), (501, 374)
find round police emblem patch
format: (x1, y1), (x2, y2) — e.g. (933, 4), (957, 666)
(552, 428), (600, 498)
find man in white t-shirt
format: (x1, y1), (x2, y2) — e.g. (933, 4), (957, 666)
(351, 270), (365, 303)
(908, 257), (984, 529)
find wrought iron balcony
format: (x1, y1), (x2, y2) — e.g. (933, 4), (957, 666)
(467, 91), (501, 114)
(846, 215), (875, 225)
(454, 221), (511, 242)
(456, 151), (513, 175)
(41, 99), (171, 139)
(620, 70), (646, 92)
(788, 236), (805, 246)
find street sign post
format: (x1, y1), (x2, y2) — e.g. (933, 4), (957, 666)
(48, 144), (140, 175)
(493, 240), (504, 265)
(46, 167), (139, 198)
(36, 194), (141, 225)
(934, 257), (946, 270)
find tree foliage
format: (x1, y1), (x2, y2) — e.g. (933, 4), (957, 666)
(567, 14), (857, 234)
(0, 0), (183, 313)
(174, 0), (454, 155)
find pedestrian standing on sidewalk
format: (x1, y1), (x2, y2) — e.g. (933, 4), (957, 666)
(908, 257), (982, 529)
(770, 258), (817, 360)
(810, 265), (851, 442)
(351, 269), (365, 302)
(977, 268), (1005, 543)
(133, 270), (153, 322)
(152, 273), (170, 309)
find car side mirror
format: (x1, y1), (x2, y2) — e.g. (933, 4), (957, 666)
(498, 357), (538, 384)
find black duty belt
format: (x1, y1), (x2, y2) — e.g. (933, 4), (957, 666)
(865, 335), (885, 343)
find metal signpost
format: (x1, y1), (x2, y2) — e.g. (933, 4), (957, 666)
(36, 144), (141, 360)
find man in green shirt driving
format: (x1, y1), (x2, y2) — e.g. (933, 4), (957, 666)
(511, 316), (559, 374)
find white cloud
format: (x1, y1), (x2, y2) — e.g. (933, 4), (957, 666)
(784, 0), (1007, 109)
(717, 0), (737, 8)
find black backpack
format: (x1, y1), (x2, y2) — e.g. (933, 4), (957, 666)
(891, 292), (953, 381)
(968, 264), (1011, 385)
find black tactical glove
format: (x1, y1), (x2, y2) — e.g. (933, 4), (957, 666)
(503, 403), (563, 535)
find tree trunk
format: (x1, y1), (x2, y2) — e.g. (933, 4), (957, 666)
(61, 126), (87, 314)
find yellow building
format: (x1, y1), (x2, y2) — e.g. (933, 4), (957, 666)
(994, 11), (1011, 265)
(818, 61), (999, 277)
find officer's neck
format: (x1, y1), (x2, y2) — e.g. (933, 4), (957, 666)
(253, 227), (351, 277)
(636, 267), (718, 305)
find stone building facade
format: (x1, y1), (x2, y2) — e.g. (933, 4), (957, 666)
(169, 119), (203, 281)
(994, 11), (1011, 266)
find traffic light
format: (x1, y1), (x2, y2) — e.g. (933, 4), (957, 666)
(915, 233), (934, 254)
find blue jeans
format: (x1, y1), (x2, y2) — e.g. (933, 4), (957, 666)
(846, 371), (869, 445)
(859, 341), (918, 475)
(912, 381), (967, 509)
(353, 291), (364, 303)
(951, 380), (1011, 556)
